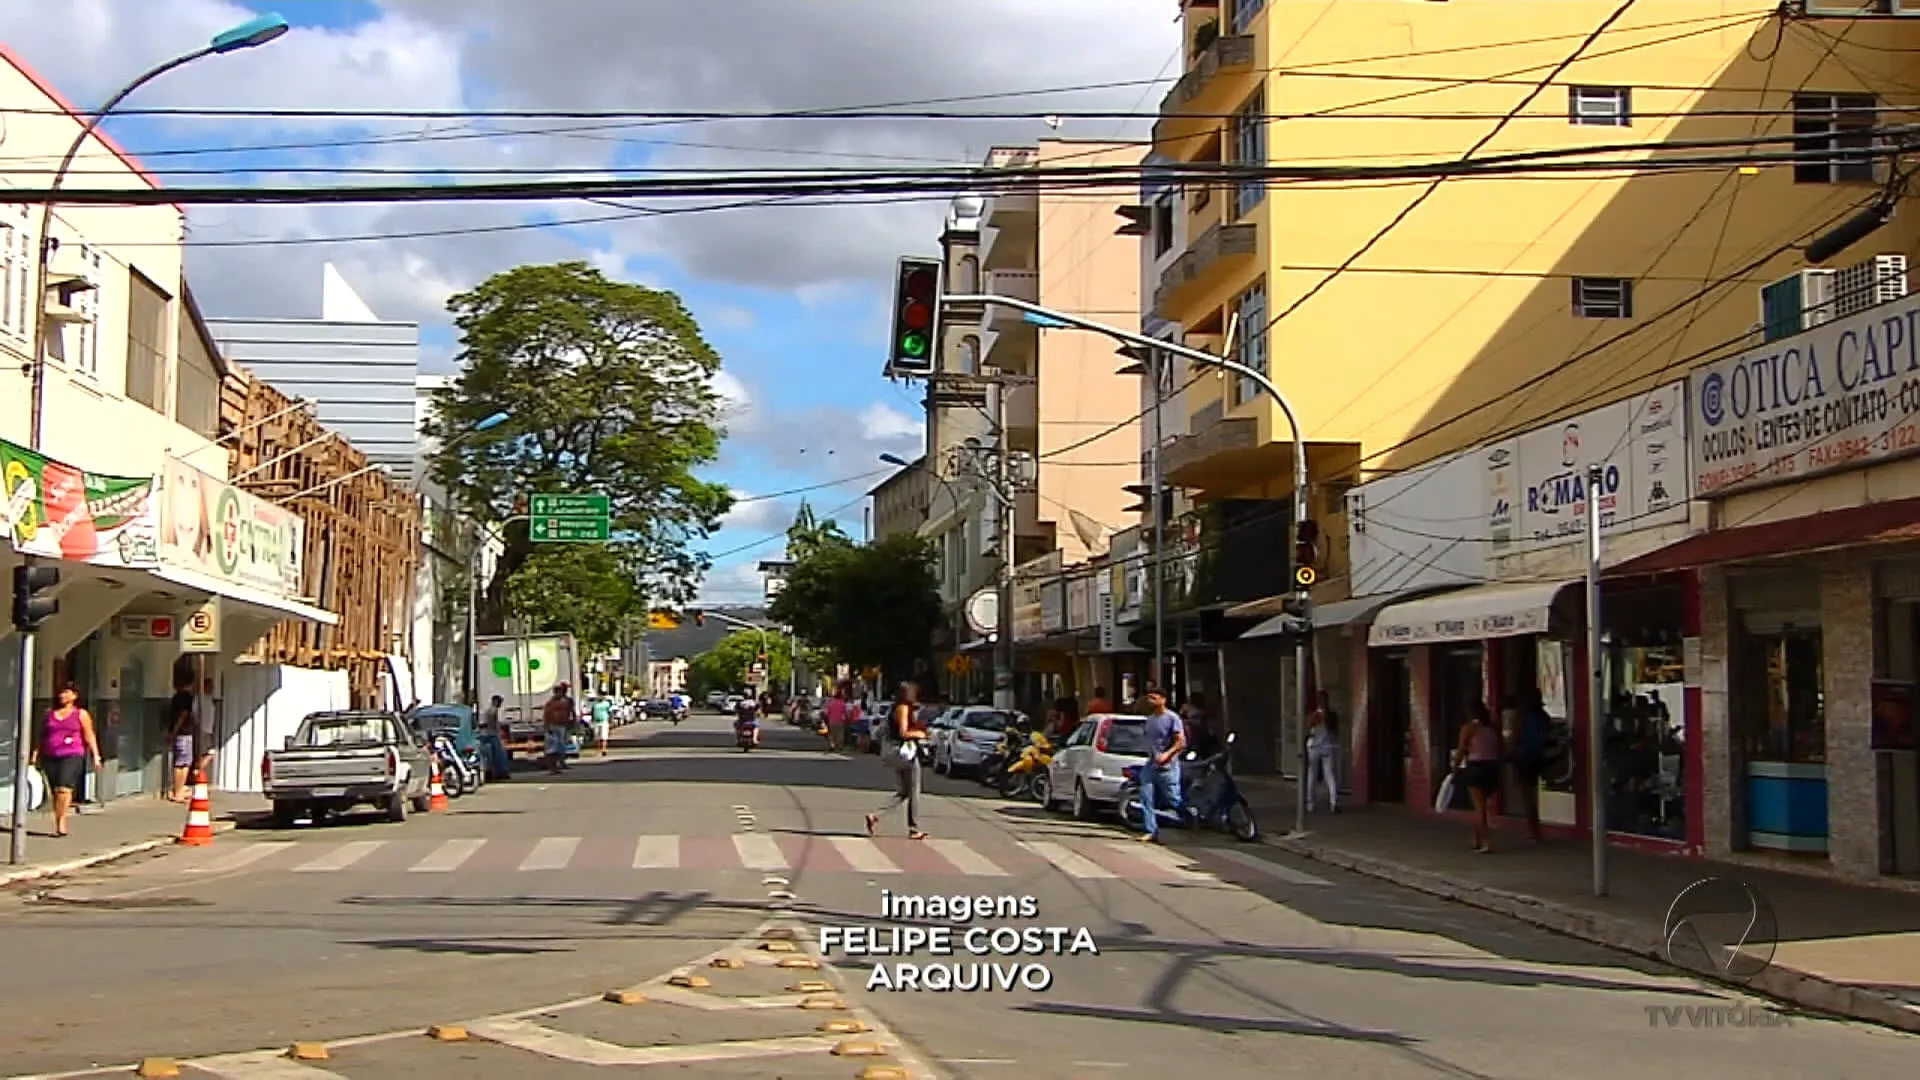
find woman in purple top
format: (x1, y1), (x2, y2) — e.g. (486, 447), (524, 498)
(31, 684), (101, 838)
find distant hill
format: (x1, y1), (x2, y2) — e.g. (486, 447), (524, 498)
(643, 605), (771, 660)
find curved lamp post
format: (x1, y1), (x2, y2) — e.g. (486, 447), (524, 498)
(26, 12), (290, 451)
(448, 411), (513, 700)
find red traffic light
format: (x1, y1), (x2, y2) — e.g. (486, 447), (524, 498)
(903, 267), (937, 301)
(901, 300), (933, 331)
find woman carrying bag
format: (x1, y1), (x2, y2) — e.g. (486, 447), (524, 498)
(865, 681), (929, 840)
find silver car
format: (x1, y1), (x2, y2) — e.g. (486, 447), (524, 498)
(1043, 713), (1152, 820)
(934, 707), (1016, 777)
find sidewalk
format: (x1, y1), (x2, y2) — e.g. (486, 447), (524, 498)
(1238, 777), (1920, 1033)
(0, 791), (266, 888)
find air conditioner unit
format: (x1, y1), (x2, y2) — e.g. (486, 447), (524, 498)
(1834, 254), (1909, 318)
(1759, 269), (1837, 342)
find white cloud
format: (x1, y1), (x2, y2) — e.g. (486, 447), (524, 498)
(697, 560), (775, 605)
(858, 402), (924, 443)
(711, 369), (755, 430)
(718, 491), (791, 533)
(710, 305), (756, 330)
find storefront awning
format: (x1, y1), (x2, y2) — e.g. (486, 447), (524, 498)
(1367, 579), (1577, 647)
(1614, 496), (1920, 576)
(1241, 585), (1466, 640)
(152, 565), (340, 626)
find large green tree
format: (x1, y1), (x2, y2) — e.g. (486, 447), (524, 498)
(504, 545), (640, 655)
(687, 628), (793, 698)
(768, 530), (942, 684)
(426, 262), (733, 637)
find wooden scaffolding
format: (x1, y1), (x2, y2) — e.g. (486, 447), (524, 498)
(218, 368), (420, 706)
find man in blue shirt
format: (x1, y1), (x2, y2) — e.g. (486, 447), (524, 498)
(1138, 686), (1186, 844)
(1510, 689), (1551, 843)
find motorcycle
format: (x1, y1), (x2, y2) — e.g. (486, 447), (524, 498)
(1000, 729), (1058, 802)
(429, 732), (478, 799)
(1118, 732), (1258, 842)
(735, 717), (758, 752)
(978, 719), (1029, 792)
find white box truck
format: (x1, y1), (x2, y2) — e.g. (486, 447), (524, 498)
(476, 633), (580, 755)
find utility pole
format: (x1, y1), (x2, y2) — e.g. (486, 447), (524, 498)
(1586, 463), (1609, 896)
(991, 380), (1016, 712)
(1148, 349), (1166, 689)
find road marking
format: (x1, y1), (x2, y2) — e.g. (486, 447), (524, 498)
(291, 841), (383, 873)
(827, 837), (900, 874)
(926, 838), (1008, 876)
(410, 838), (486, 872)
(519, 837), (581, 872)
(1110, 840), (1207, 880)
(185, 841), (295, 874)
(1202, 847), (1332, 886)
(734, 834), (789, 870)
(633, 834), (680, 869)
(191, 1050), (349, 1078)
(1021, 840), (1116, 879)
(466, 1019), (838, 1065)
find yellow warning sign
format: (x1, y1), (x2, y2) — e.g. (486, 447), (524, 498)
(1294, 566), (1317, 588)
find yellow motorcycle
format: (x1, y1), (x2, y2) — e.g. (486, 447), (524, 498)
(1000, 729), (1057, 803)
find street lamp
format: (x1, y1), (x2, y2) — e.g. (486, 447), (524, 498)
(441, 411), (515, 701)
(26, 12), (292, 451)
(948, 292), (1315, 836)
(11, 12), (290, 870)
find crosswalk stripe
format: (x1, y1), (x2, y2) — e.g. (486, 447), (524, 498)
(926, 838), (1008, 876)
(519, 836), (581, 871)
(1202, 847), (1332, 886)
(1107, 840), (1207, 880)
(411, 838), (486, 873)
(733, 833), (788, 870)
(633, 835), (679, 869)
(292, 841), (384, 873)
(827, 836), (901, 873)
(1021, 840), (1116, 879)
(185, 841), (295, 874)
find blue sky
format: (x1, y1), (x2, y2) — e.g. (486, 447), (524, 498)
(0, 0), (1171, 601)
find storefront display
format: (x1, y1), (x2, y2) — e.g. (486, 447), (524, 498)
(1602, 637), (1686, 840)
(1729, 572), (1827, 853)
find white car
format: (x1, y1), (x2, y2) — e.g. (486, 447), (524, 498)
(933, 707), (1016, 777)
(1043, 713), (1152, 820)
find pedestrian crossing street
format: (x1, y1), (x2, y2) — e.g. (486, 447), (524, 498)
(150, 831), (1333, 887)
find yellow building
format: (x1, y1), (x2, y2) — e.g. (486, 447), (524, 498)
(1144, 0), (1920, 778)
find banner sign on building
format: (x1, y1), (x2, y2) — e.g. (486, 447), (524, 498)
(1483, 381), (1689, 553)
(0, 440), (159, 567)
(160, 457), (306, 598)
(1690, 293), (1920, 496)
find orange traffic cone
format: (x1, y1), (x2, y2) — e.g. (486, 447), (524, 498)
(428, 759), (449, 812)
(178, 770), (214, 846)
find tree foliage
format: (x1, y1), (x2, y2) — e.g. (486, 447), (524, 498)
(767, 531), (942, 682)
(687, 628), (792, 698)
(426, 261), (733, 635)
(504, 544), (640, 655)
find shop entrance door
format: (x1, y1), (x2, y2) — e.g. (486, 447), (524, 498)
(1433, 646), (1484, 811)
(1368, 651), (1409, 803)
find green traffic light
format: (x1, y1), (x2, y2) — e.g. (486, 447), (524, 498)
(900, 331), (929, 358)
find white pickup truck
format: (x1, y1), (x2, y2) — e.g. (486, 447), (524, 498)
(261, 710), (434, 828)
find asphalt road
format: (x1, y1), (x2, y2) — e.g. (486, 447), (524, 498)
(0, 713), (1911, 1079)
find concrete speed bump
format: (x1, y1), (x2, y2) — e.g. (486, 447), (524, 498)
(427, 1025), (469, 1042)
(788, 980), (834, 993)
(287, 1042), (330, 1061)
(768, 889), (797, 901)
(763, 926), (798, 940)
(831, 1039), (888, 1057)
(818, 1018), (871, 1034)
(800, 995), (848, 1010)
(761, 940), (798, 953)
(710, 956), (746, 969)
(134, 1059), (181, 1079)
(777, 956), (820, 969)
(857, 1066), (912, 1079)
(668, 974), (712, 989)
(603, 989), (648, 1005)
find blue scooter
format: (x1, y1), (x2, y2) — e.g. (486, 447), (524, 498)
(1118, 732), (1259, 842)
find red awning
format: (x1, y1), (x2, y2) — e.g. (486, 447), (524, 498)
(1615, 495), (1920, 576)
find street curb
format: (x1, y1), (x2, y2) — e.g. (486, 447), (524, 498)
(0, 820), (238, 889)
(1265, 834), (1920, 1035)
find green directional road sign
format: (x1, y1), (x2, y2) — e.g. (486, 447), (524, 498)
(529, 492), (611, 544)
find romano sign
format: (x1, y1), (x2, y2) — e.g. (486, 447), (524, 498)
(1690, 291), (1920, 497)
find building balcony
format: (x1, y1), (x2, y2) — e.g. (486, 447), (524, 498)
(1153, 222), (1257, 321)
(983, 269), (1039, 332)
(1152, 33), (1257, 159)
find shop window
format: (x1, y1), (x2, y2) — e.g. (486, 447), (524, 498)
(1792, 93), (1878, 185)
(1736, 631), (1826, 765)
(1602, 629), (1686, 839)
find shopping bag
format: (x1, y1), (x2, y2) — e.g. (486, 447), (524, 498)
(1432, 771), (1456, 813)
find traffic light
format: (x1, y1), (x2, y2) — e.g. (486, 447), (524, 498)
(1293, 519), (1320, 590)
(887, 256), (942, 374)
(691, 609), (705, 627)
(11, 564), (60, 632)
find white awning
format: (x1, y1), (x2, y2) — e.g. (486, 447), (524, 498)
(1367, 579), (1576, 647)
(151, 565), (340, 626)
(1242, 585), (1466, 640)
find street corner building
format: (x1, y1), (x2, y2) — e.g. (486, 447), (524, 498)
(0, 42), (427, 809)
